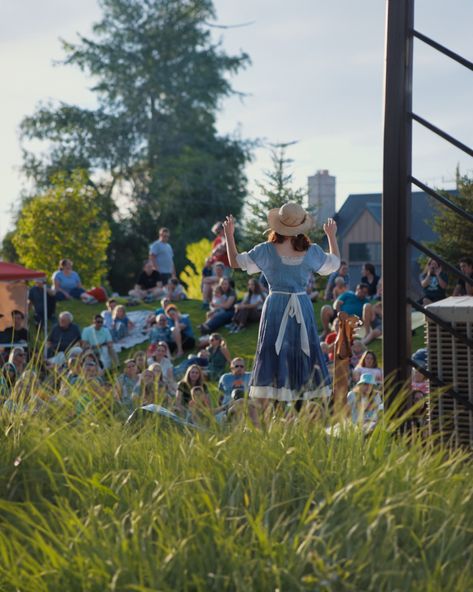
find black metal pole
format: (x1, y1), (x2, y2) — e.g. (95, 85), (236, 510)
(382, 0), (414, 398)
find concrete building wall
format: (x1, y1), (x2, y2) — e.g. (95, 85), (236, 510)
(308, 169), (336, 224)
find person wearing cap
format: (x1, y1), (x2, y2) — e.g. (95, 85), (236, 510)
(346, 373), (383, 428)
(223, 202), (340, 407)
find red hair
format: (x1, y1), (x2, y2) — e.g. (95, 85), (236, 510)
(268, 231), (311, 252)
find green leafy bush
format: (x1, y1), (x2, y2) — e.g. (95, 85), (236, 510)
(179, 238), (213, 299)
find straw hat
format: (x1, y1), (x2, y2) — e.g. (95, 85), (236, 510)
(267, 202), (313, 236)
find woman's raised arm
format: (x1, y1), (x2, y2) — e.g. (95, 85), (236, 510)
(223, 215), (241, 269)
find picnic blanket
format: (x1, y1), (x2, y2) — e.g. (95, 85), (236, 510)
(112, 309), (151, 353)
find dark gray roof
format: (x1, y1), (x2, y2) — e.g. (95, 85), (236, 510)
(335, 189), (458, 244)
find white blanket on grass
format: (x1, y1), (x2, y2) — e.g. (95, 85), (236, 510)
(112, 310), (152, 353)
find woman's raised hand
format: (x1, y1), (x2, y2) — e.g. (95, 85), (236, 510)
(223, 215), (235, 236)
(323, 218), (337, 236)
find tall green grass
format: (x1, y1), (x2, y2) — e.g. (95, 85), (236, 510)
(1, 408), (472, 591)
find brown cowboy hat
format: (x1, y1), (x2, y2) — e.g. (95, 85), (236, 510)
(267, 202), (313, 236)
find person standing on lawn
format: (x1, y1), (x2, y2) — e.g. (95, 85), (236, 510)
(223, 202), (340, 407)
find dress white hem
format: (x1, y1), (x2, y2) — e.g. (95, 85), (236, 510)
(249, 385), (331, 401)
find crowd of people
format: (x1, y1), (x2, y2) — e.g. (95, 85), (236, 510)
(2, 214), (466, 432)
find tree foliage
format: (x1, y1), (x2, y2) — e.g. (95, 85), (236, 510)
(179, 238), (213, 299)
(19, 0), (251, 290)
(244, 143), (320, 247)
(12, 170), (111, 286)
(429, 175), (473, 269)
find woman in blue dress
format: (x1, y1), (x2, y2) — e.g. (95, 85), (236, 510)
(223, 202), (340, 404)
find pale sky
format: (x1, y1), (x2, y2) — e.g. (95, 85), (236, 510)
(1, 0), (472, 239)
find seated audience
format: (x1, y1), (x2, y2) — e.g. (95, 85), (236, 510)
(411, 368), (429, 395)
(165, 278), (187, 301)
(110, 305), (134, 342)
(4, 370), (43, 414)
(332, 276), (348, 301)
(113, 358), (139, 412)
(206, 333), (231, 381)
(81, 314), (118, 369)
(147, 341), (175, 388)
(28, 278), (56, 326)
(165, 305), (195, 351)
(419, 258), (448, 305)
(360, 263), (380, 297)
(320, 284), (372, 338)
(228, 279), (264, 333)
(52, 259), (86, 301)
(324, 260), (350, 300)
(149, 314), (183, 357)
(210, 221), (231, 272)
(47, 311), (81, 358)
(453, 256), (473, 296)
(208, 285), (226, 317)
(174, 350), (209, 380)
(362, 300), (383, 345)
(0, 362), (17, 401)
(350, 340), (367, 369)
(346, 373), (383, 430)
(101, 299), (118, 330)
(133, 350), (148, 374)
(175, 364), (209, 414)
(199, 278), (236, 335)
(201, 261), (226, 305)
(2, 310), (28, 344)
(8, 347), (27, 376)
(129, 260), (165, 302)
(352, 350), (383, 385)
(218, 358), (251, 406)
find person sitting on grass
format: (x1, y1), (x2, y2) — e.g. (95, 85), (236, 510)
(352, 350), (383, 385)
(101, 299), (117, 330)
(165, 278), (187, 302)
(132, 350), (148, 374)
(207, 285), (227, 318)
(205, 333), (231, 382)
(332, 276), (348, 301)
(74, 359), (110, 416)
(175, 364), (209, 415)
(113, 358), (139, 412)
(199, 278), (236, 335)
(128, 260), (165, 303)
(201, 262), (226, 314)
(4, 370), (43, 414)
(46, 311), (81, 359)
(320, 283), (372, 339)
(149, 314), (184, 357)
(81, 314), (118, 370)
(419, 258), (448, 305)
(3, 310), (28, 344)
(346, 373), (383, 431)
(218, 357), (251, 406)
(0, 361), (17, 401)
(173, 349), (209, 380)
(110, 305), (135, 342)
(52, 259), (86, 301)
(361, 300), (382, 345)
(146, 341), (175, 389)
(165, 304), (195, 351)
(228, 278), (264, 334)
(132, 368), (167, 407)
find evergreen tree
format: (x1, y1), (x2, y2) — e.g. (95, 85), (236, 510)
(19, 0), (251, 290)
(429, 175), (473, 268)
(244, 143), (317, 247)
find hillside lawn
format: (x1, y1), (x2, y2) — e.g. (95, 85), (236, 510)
(1, 298), (464, 592)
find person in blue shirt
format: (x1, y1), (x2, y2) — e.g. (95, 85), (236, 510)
(149, 227), (176, 284)
(52, 259), (86, 301)
(165, 305), (195, 351)
(320, 283), (372, 337)
(218, 358), (251, 405)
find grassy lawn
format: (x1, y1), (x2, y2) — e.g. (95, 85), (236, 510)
(0, 296), (454, 592)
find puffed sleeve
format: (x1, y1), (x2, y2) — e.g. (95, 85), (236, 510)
(308, 244), (340, 276)
(236, 243), (269, 275)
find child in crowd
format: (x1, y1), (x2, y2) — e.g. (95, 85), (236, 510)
(165, 278), (187, 301)
(411, 367), (429, 395)
(346, 373), (383, 431)
(101, 299), (117, 330)
(352, 350), (383, 385)
(332, 277), (348, 300)
(208, 285), (226, 317)
(111, 305), (134, 342)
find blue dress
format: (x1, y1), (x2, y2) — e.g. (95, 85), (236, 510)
(238, 242), (339, 401)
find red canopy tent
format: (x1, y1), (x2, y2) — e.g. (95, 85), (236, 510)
(0, 262), (46, 281)
(0, 262), (47, 357)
